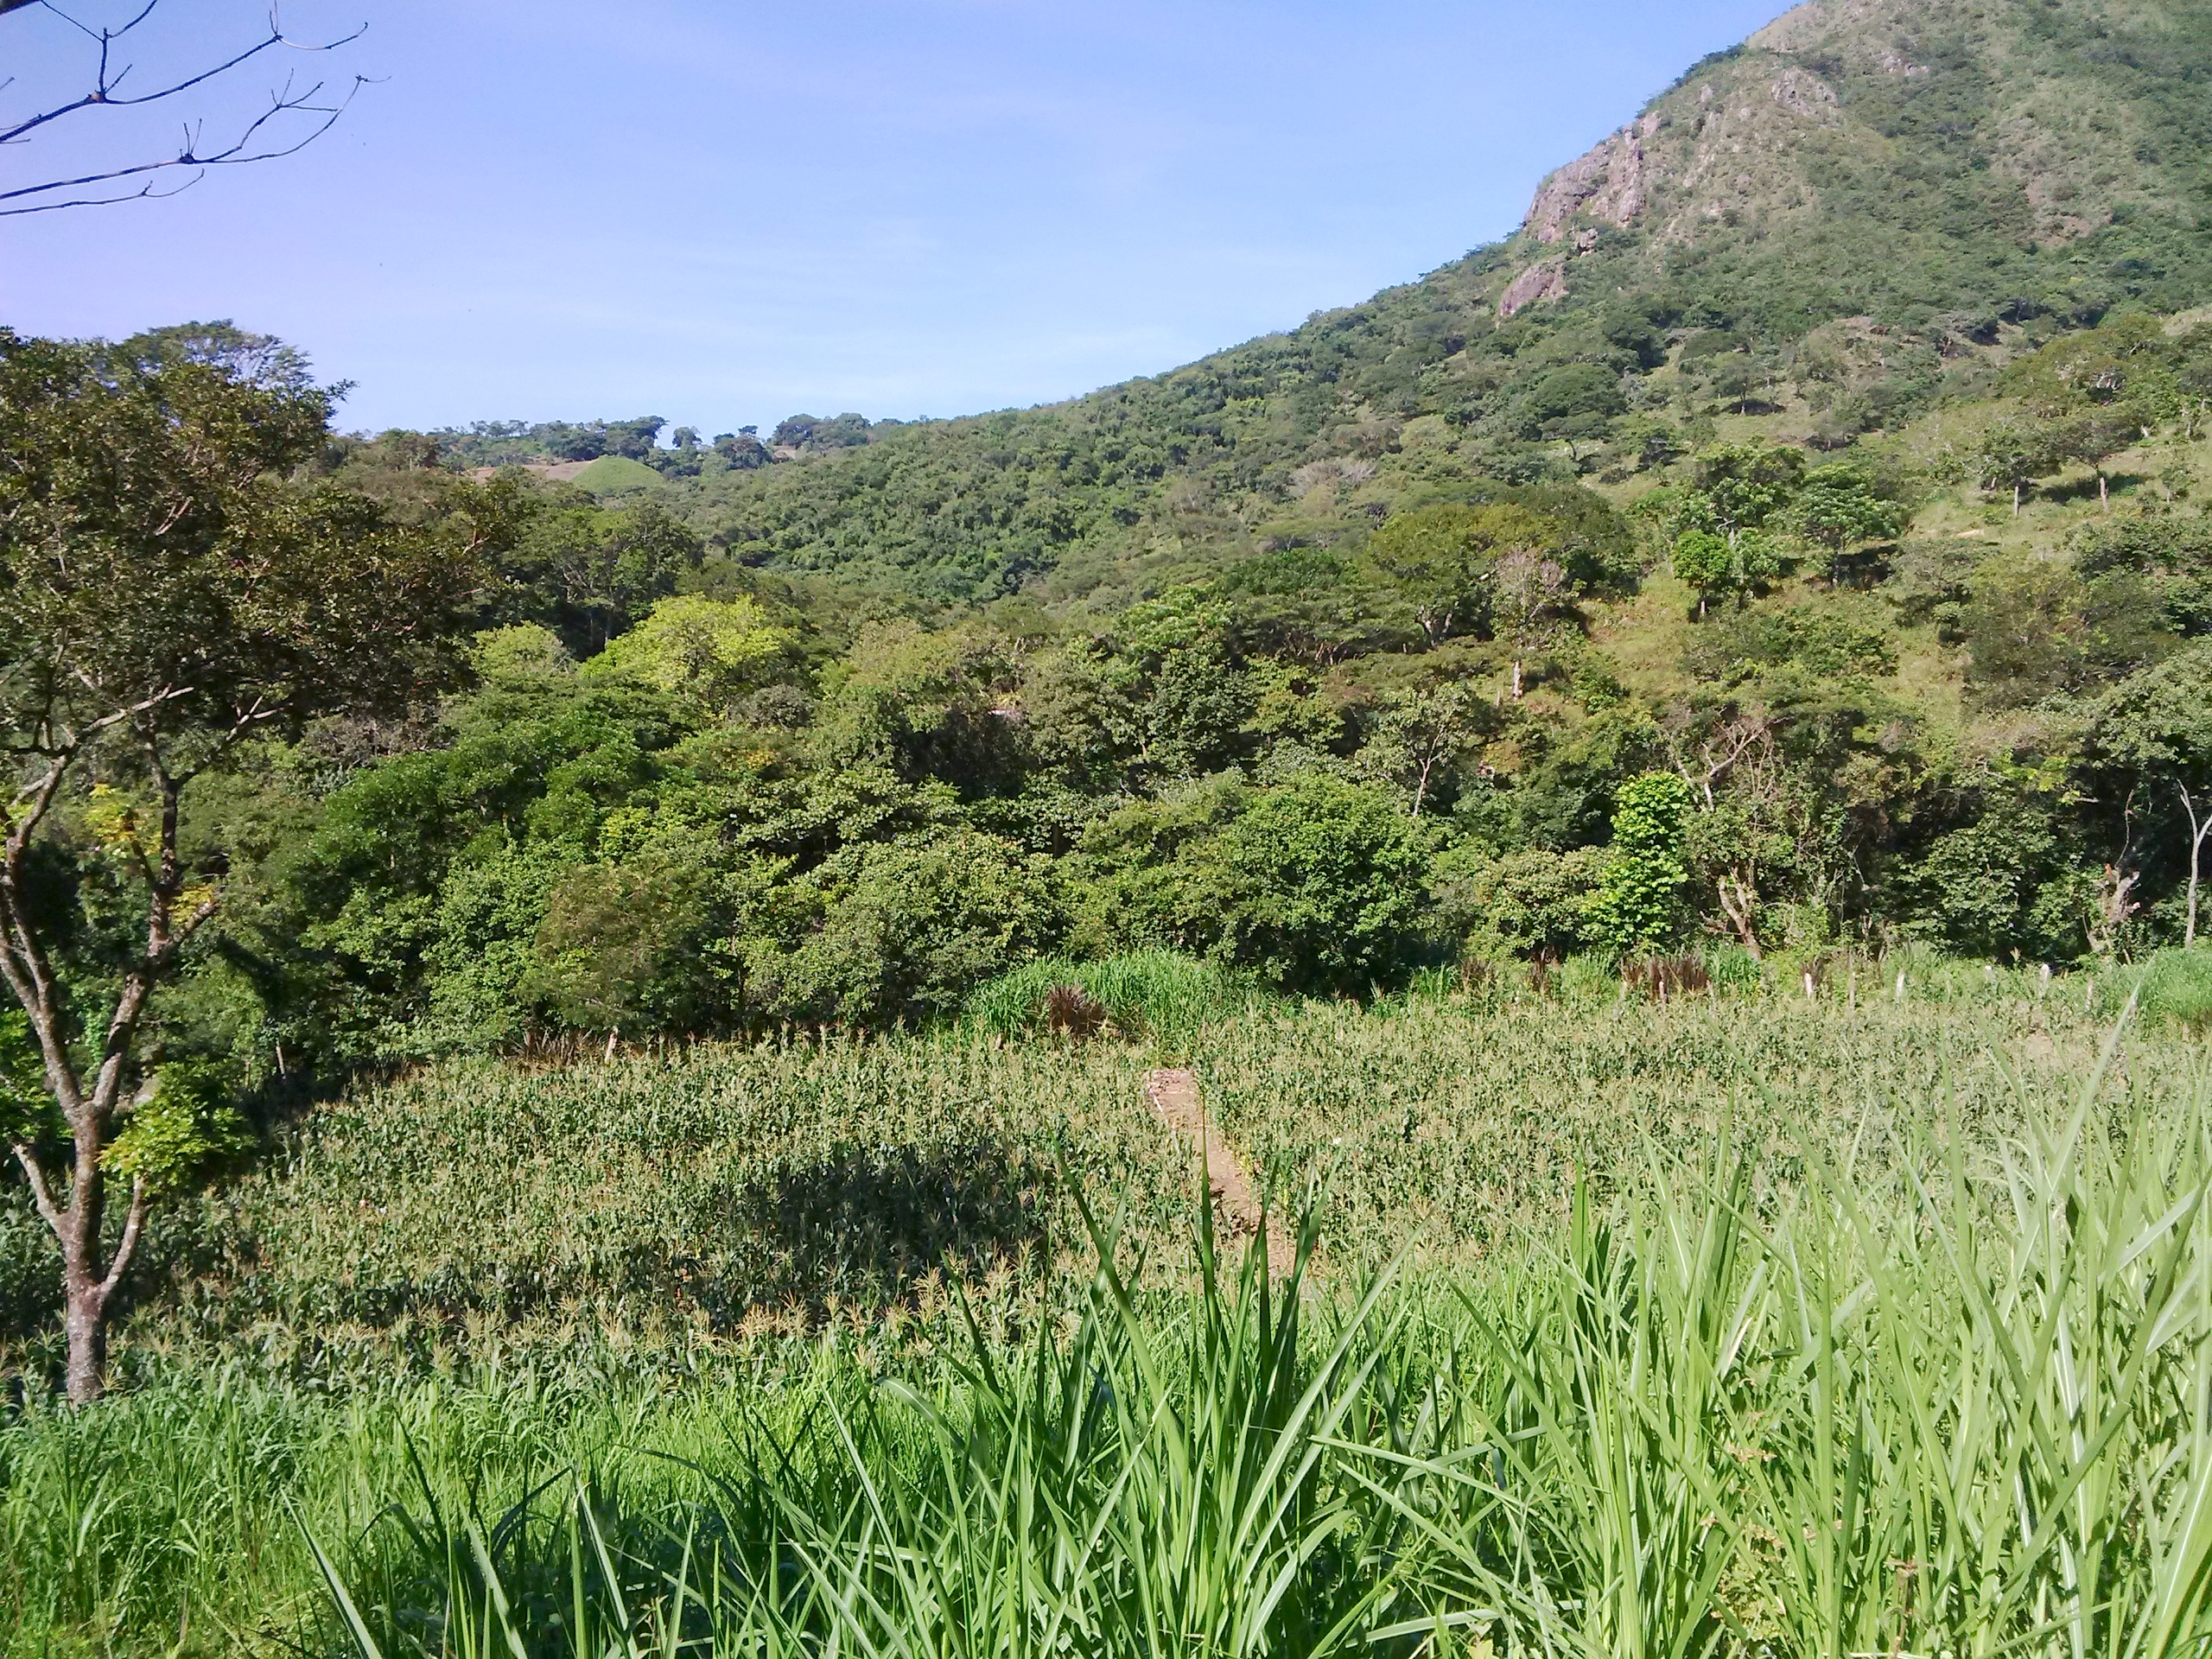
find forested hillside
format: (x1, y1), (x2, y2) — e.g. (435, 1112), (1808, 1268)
(10, 0), (2212, 1088)
(609, 0), (2212, 601)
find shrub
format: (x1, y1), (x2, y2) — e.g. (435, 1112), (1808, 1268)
(763, 831), (1061, 1028)
(1195, 774), (1426, 994)
(1590, 772), (1694, 955)
(531, 857), (735, 1036)
(1081, 775), (1423, 995)
(1700, 939), (1768, 994)
(1432, 845), (1603, 960)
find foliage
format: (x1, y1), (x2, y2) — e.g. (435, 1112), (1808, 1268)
(1082, 773), (1424, 995)
(761, 832), (1061, 1028)
(581, 593), (793, 718)
(0, 327), (474, 763)
(1431, 844), (1603, 960)
(1363, 503), (1562, 645)
(2131, 946), (2212, 1034)
(100, 1065), (251, 1198)
(1794, 463), (1903, 556)
(1671, 528), (1737, 611)
(0, 322), (480, 1398)
(530, 856), (755, 1038)
(0, 1009), (51, 1149)
(1590, 772), (1693, 954)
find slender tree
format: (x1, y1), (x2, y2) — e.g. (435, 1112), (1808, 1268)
(1492, 546), (1568, 701)
(0, 325), (480, 1400)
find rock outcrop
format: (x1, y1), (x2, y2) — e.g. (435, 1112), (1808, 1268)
(1524, 111), (1660, 246)
(1497, 257), (1568, 318)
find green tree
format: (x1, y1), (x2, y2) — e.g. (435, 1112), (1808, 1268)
(2088, 644), (2212, 946)
(1430, 846), (1603, 960)
(500, 494), (696, 655)
(763, 832), (1058, 1027)
(1359, 681), (1500, 818)
(1219, 546), (1386, 664)
(1672, 530), (1735, 617)
(531, 855), (770, 1037)
(1691, 443), (1804, 541)
(1794, 465), (1903, 561)
(1493, 548), (1570, 699)
(582, 594), (794, 720)
(1974, 416), (2071, 517)
(1591, 772), (1694, 955)
(0, 326), (474, 1400)
(1192, 773), (1424, 994)
(1364, 504), (1554, 646)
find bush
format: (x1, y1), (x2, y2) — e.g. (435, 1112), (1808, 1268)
(1590, 772), (1694, 955)
(1194, 774), (1426, 995)
(1080, 774), (1424, 996)
(531, 857), (736, 1036)
(1431, 845), (1603, 960)
(762, 831), (1061, 1028)
(1700, 939), (1768, 995)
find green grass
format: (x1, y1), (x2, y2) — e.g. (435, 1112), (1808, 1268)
(6, 987), (2212, 1654)
(568, 454), (664, 493)
(3, 968), (2180, 1384)
(2136, 947), (2212, 1035)
(961, 950), (1268, 1052)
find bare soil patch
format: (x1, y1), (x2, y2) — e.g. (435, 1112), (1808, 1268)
(1144, 1067), (1297, 1281)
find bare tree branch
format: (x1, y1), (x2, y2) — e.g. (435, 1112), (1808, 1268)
(97, 1174), (148, 1294)
(10, 1143), (65, 1237)
(0, 0), (366, 216)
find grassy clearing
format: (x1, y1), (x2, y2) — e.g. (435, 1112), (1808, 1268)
(4, 1042), (2209, 1656)
(5, 969), (2162, 1382)
(4, 980), (2210, 1654)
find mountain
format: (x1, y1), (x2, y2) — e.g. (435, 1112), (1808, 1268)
(1500, 0), (2212, 327)
(627, 0), (2212, 604)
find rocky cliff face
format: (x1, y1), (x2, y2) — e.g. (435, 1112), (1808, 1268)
(1491, 0), (2210, 319)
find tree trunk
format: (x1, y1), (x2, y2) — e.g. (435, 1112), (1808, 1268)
(2185, 785), (2208, 950)
(1511, 658), (1523, 701)
(2013, 480), (2023, 518)
(60, 1134), (108, 1403)
(2099, 472), (2110, 512)
(1716, 871), (1762, 957)
(2192, 839), (2202, 951)
(63, 1276), (110, 1404)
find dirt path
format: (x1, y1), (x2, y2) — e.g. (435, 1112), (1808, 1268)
(1145, 1068), (1298, 1281)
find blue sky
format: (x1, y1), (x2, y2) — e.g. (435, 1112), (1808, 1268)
(2, 0), (1785, 437)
